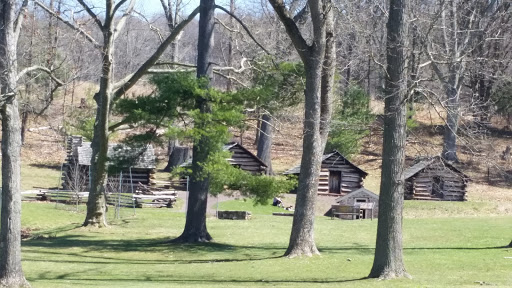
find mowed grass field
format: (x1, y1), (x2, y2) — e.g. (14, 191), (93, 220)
(20, 201), (512, 288)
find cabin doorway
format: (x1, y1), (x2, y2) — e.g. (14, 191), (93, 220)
(329, 171), (342, 194)
(354, 198), (368, 219)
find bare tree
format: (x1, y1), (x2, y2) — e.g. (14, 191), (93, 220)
(368, 0), (409, 279)
(423, 0), (482, 162)
(63, 161), (88, 210)
(1, 0), (31, 286)
(267, 0), (335, 257)
(35, 0), (199, 227)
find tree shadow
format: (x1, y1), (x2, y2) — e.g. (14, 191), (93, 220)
(319, 245), (508, 253)
(23, 234), (288, 265)
(28, 163), (61, 170)
(29, 274), (371, 285)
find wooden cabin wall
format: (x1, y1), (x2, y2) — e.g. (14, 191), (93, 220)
(318, 156), (364, 194)
(409, 165), (466, 201)
(62, 165), (152, 191)
(339, 195), (379, 219)
(228, 146), (265, 174)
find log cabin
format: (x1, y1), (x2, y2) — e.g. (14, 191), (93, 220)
(63, 136), (156, 190)
(334, 187), (379, 219)
(283, 150), (368, 195)
(404, 156), (469, 201)
(180, 142), (267, 174)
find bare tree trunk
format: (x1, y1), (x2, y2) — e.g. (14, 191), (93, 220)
(20, 110), (28, 145)
(281, 1), (331, 258)
(0, 0), (30, 286)
(320, 8), (335, 148)
(257, 112), (273, 175)
(267, 0), (334, 258)
(226, 0), (235, 92)
(83, 4), (116, 227)
(254, 109), (261, 145)
(174, 0), (215, 243)
(163, 139), (179, 172)
(166, 146), (190, 171)
(369, 0), (409, 279)
(285, 58), (323, 257)
(442, 82), (459, 162)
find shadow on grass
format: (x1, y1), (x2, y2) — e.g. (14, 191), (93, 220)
(30, 275), (371, 285)
(28, 163), (61, 170)
(319, 245), (508, 253)
(24, 234), (286, 265)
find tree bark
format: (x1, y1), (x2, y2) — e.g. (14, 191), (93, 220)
(83, 4), (115, 227)
(368, 0), (409, 279)
(268, 0), (332, 258)
(256, 113), (273, 175)
(174, 0), (215, 243)
(163, 139), (178, 172)
(0, 0), (30, 286)
(320, 7), (335, 148)
(441, 81), (459, 162)
(167, 146), (190, 172)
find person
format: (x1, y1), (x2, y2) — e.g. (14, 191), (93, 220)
(273, 197), (283, 207)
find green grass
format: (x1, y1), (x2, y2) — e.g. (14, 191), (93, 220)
(21, 164), (62, 190)
(20, 202), (512, 288)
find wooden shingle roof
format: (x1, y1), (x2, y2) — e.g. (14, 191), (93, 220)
(403, 156), (469, 180)
(283, 150), (368, 177)
(180, 142), (267, 168)
(73, 140), (156, 169)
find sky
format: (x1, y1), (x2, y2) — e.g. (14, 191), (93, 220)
(87, 0), (255, 17)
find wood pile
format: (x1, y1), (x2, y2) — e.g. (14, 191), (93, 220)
(134, 183), (177, 208)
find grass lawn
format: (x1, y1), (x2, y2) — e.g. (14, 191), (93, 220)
(20, 201), (512, 288)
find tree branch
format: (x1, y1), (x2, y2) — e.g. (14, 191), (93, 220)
(154, 58), (251, 73)
(17, 66), (65, 86)
(292, 3), (309, 24)
(77, 0), (103, 29)
(266, 0), (309, 59)
(214, 5), (271, 56)
(215, 16), (240, 33)
(113, 0), (131, 16)
(159, 0), (171, 23)
(0, 93), (16, 104)
(213, 71), (249, 88)
(14, 0), (29, 41)
(34, 0), (102, 49)
(113, 6), (200, 101)
(113, 0), (136, 41)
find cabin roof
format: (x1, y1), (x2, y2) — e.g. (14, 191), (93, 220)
(335, 187), (379, 203)
(403, 156), (469, 180)
(283, 150), (368, 177)
(181, 142), (267, 168)
(224, 142), (267, 168)
(75, 142), (156, 169)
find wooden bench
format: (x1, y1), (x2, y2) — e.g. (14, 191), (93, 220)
(331, 205), (362, 220)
